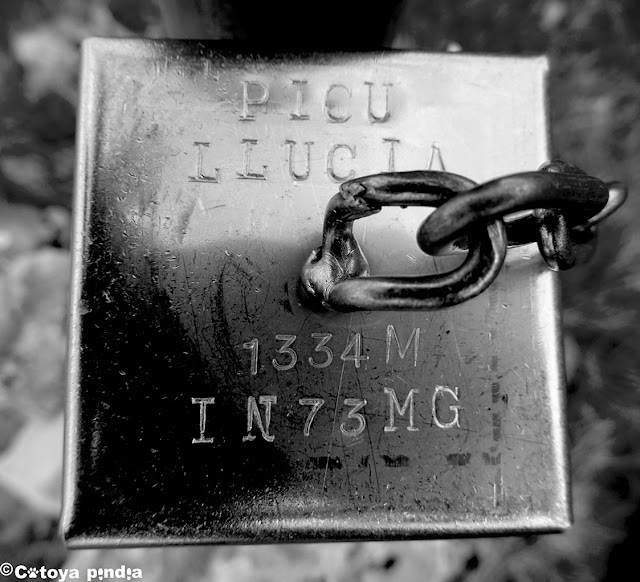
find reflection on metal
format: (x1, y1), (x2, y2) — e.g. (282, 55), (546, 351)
(63, 40), (571, 547)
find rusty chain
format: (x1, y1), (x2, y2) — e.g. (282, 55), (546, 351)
(300, 161), (627, 311)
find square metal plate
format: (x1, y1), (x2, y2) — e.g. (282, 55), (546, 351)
(63, 40), (570, 546)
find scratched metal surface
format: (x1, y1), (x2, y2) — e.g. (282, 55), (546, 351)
(63, 40), (570, 546)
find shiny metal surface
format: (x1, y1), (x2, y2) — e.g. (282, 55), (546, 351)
(63, 40), (570, 546)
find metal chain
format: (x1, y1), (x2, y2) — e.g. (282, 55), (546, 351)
(300, 161), (627, 312)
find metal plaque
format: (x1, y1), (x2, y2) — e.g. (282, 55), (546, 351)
(63, 40), (570, 546)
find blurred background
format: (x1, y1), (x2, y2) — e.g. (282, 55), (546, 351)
(1, 0), (639, 580)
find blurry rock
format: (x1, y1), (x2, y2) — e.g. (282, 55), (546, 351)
(0, 248), (70, 416)
(43, 206), (72, 249)
(204, 540), (471, 582)
(65, 547), (213, 582)
(0, 154), (56, 204)
(107, 0), (161, 33)
(564, 331), (579, 385)
(11, 21), (79, 104)
(1, 1), (131, 208)
(0, 486), (66, 569)
(10, 1), (128, 105)
(540, 0), (569, 31)
(0, 201), (65, 254)
(31, 92), (76, 143)
(0, 414), (63, 518)
(0, 404), (26, 454)
(51, 145), (75, 185)
(0, 50), (25, 118)
(61, 535), (473, 582)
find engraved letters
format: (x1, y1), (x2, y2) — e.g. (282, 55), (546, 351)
(386, 325), (420, 367)
(289, 80), (309, 120)
(272, 334), (297, 371)
(383, 138), (400, 172)
(340, 398), (367, 437)
(327, 144), (356, 182)
(240, 80), (269, 121)
(193, 331), (466, 445)
(191, 397), (215, 444)
(308, 333), (333, 369)
(187, 76), (465, 449)
(427, 143), (446, 171)
(432, 385), (461, 429)
(186, 79), (451, 184)
(242, 338), (259, 375)
(384, 388), (419, 432)
(192, 386), (462, 444)
(365, 82), (392, 124)
(237, 139), (267, 180)
(188, 138), (443, 184)
(299, 397), (324, 436)
(285, 140), (313, 181)
(188, 142), (220, 183)
(340, 332), (368, 368)
(243, 395), (277, 442)
(323, 84), (352, 123)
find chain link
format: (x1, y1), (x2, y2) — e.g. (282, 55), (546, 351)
(300, 161), (626, 311)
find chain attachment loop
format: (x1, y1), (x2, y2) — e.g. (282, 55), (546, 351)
(300, 161), (624, 311)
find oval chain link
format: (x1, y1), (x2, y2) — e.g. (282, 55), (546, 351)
(300, 161), (626, 312)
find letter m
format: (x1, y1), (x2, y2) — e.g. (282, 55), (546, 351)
(386, 325), (420, 366)
(384, 387), (419, 432)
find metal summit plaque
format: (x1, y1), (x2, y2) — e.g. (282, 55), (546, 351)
(62, 40), (570, 546)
